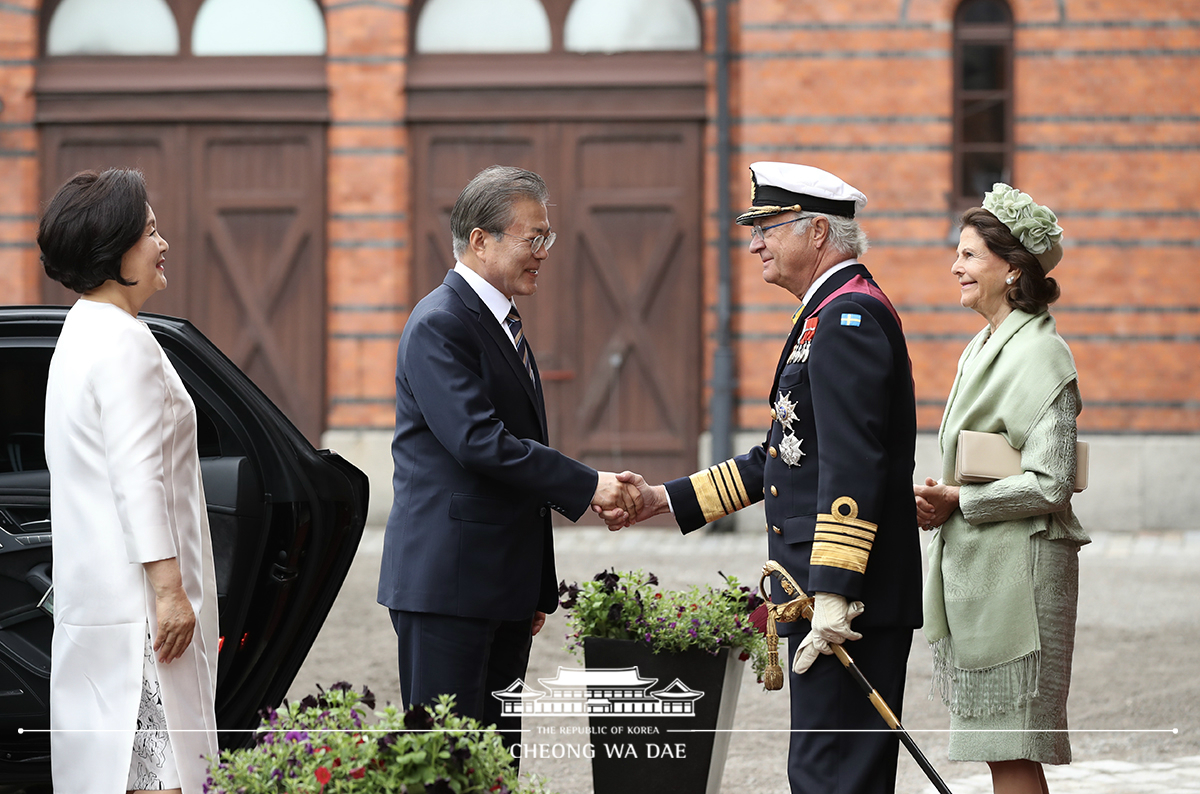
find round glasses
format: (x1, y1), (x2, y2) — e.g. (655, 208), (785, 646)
(496, 230), (557, 254)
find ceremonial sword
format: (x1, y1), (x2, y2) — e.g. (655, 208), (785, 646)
(757, 560), (954, 794)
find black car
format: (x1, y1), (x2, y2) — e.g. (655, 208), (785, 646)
(0, 306), (369, 784)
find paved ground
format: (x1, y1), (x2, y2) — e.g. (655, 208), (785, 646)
(289, 526), (1200, 793)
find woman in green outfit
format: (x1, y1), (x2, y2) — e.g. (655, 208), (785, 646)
(914, 184), (1089, 794)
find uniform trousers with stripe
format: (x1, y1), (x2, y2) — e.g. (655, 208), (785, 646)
(786, 627), (913, 794)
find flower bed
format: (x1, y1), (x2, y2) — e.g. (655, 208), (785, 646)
(205, 683), (553, 793)
(558, 570), (768, 683)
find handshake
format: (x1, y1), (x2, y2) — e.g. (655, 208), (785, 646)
(589, 471), (671, 531)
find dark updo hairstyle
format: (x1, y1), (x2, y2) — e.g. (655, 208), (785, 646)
(38, 169), (149, 294)
(960, 206), (1061, 314)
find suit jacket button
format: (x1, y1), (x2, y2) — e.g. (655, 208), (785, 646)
(772, 525), (782, 535)
(539, 507), (548, 517)
(768, 446), (778, 458)
(771, 408), (778, 420)
(765, 522), (771, 533)
(770, 485), (778, 497)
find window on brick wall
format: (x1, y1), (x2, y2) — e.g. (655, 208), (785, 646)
(953, 0), (1013, 204)
(193, 0), (326, 56)
(46, 0), (179, 55)
(415, 0), (553, 53)
(564, 0), (700, 53)
(414, 0), (701, 54)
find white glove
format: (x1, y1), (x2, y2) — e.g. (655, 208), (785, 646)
(792, 594), (865, 676)
(791, 631), (830, 675)
(811, 592), (864, 644)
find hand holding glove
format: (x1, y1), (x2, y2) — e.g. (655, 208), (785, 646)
(792, 593), (865, 675)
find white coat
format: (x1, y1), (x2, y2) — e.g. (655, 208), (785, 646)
(44, 299), (218, 794)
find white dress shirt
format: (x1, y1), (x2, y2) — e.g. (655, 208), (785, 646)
(454, 262), (522, 349)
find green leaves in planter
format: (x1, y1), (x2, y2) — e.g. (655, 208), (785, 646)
(205, 683), (555, 793)
(558, 570), (770, 684)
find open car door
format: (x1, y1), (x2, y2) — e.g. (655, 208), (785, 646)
(0, 307), (368, 784)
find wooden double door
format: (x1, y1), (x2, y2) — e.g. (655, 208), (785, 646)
(41, 124), (326, 443)
(411, 121), (702, 488)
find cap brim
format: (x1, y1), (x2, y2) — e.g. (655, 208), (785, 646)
(735, 206), (787, 226)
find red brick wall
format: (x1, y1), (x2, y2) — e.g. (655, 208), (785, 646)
(716, 0), (1200, 434)
(0, 0), (39, 305)
(3, 0), (1197, 438)
(324, 1), (410, 431)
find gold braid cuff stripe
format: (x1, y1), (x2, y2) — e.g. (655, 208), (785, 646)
(690, 460), (750, 523)
(815, 522), (876, 542)
(811, 541), (870, 574)
(817, 512), (878, 533)
(815, 530), (873, 551)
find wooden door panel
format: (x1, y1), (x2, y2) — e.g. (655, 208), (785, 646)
(39, 124), (187, 315)
(559, 123), (701, 486)
(190, 125), (326, 442)
(410, 125), (546, 301)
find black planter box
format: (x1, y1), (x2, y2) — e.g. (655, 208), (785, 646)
(582, 637), (743, 794)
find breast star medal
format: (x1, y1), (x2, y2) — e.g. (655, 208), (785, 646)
(772, 391), (805, 467)
(780, 433), (805, 467)
(773, 391), (797, 432)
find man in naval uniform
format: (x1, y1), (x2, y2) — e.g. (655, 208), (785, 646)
(601, 162), (923, 794)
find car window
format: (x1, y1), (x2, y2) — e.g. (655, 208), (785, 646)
(0, 347), (51, 473)
(0, 344), (222, 471)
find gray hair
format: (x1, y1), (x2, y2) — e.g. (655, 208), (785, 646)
(450, 165), (549, 259)
(792, 212), (869, 258)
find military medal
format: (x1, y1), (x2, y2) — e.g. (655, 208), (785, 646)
(773, 391), (797, 432)
(780, 433), (805, 467)
(772, 391), (805, 467)
(788, 316), (818, 364)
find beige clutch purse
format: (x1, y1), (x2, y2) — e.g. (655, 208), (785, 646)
(955, 429), (1089, 493)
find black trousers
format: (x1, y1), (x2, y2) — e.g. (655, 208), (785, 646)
(786, 627), (913, 794)
(389, 609), (533, 749)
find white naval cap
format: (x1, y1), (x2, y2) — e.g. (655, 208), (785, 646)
(736, 162), (868, 225)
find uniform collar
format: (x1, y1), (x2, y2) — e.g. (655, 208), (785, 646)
(800, 258), (859, 308)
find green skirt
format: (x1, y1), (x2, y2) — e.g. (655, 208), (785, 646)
(948, 535), (1080, 764)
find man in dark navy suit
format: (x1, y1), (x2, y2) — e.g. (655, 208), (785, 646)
(604, 163), (922, 794)
(377, 165), (640, 744)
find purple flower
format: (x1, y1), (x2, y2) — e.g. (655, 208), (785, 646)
(284, 730), (308, 743)
(644, 632), (652, 642)
(404, 703), (434, 731)
(595, 569), (621, 593)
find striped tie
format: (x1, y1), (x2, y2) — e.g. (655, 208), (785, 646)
(506, 306), (535, 382)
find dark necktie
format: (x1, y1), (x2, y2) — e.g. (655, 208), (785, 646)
(505, 306), (535, 382)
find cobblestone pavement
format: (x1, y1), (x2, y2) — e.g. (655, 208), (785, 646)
(290, 527), (1200, 794)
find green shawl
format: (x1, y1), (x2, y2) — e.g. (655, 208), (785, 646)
(924, 309), (1077, 717)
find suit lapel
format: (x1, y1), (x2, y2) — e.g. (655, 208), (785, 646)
(443, 271), (546, 436)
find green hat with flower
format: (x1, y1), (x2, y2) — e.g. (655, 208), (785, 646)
(982, 183), (1064, 273)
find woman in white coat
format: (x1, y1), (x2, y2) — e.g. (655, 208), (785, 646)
(39, 169), (218, 794)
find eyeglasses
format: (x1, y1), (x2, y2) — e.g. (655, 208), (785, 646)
(750, 216), (808, 243)
(495, 230), (557, 254)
